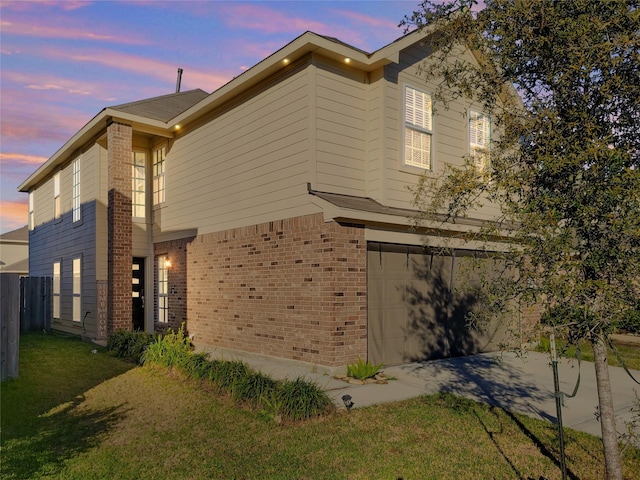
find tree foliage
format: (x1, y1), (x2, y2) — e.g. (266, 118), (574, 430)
(403, 1), (639, 478)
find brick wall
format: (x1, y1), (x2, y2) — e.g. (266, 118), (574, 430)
(107, 121), (132, 333)
(186, 213), (367, 367)
(154, 237), (191, 333)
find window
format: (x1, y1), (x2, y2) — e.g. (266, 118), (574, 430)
(469, 110), (491, 169)
(404, 86), (433, 169)
(53, 172), (61, 219)
(153, 146), (166, 205)
(53, 261), (61, 319)
(157, 256), (168, 323)
(72, 158), (81, 222)
(28, 192), (34, 230)
(73, 258), (81, 322)
(132, 151), (146, 218)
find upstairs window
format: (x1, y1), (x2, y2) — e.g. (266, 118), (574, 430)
(404, 86), (433, 169)
(153, 146), (166, 205)
(53, 172), (61, 219)
(72, 158), (81, 222)
(132, 151), (146, 218)
(469, 110), (491, 170)
(28, 192), (34, 230)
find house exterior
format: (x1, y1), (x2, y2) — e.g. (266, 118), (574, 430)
(0, 225), (28, 275)
(19, 29), (538, 367)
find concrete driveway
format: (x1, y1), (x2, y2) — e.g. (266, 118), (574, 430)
(337, 350), (640, 440)
(207, 342), (640, 440)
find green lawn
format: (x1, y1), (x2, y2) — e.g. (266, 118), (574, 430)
(537, 335), (640, 371)
(2, 333), (639, 479)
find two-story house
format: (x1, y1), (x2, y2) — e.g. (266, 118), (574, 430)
(19, 28), (537, 368)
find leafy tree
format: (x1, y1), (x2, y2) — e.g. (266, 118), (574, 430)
(402, 1), (640, 478)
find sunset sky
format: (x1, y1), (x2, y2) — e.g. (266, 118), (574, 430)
(0, 0), (418, 233)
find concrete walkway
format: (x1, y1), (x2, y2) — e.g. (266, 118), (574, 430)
(210, 346), (640, 440)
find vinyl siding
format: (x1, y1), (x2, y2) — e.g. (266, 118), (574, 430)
(29, 201), (98, 337)
(314, 57), (367, 195)
(157, 64), (315, 235)
(365, 69), (385, 201)
(381, 44), (501, 220)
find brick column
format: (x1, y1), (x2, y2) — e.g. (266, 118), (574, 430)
(107, 121), (132, 333)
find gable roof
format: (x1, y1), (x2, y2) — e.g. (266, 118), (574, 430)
(18, 28), (435, 193)
(0, 225), (28, 243)
(110, 89), (209, 123)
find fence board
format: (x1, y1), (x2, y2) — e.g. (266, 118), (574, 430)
(1, 273), (20, 380)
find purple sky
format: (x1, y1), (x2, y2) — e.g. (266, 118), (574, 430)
(0, 0), (418, 233)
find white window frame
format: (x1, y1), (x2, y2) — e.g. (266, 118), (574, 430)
(53, 261), (61, 319)
(53, 172), (61, 219)
(469, 110), (491, 170)
(157, 255), (169, 323)
(72, 158), (81, 222)
(153, 146), (166, 206)
(28, 192), (34, 230)
(131, 151), (146, 218)
(73, 257), (81, 322)
(404, 86), (433, 170)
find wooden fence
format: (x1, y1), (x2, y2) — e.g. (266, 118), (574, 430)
(20, 276), (51, 333)
(1, 274), (20, 380)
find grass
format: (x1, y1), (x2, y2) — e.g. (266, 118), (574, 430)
(2, 332), (640, 480)
(537, 335), (640, 371)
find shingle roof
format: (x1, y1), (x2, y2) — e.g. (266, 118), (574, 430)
(109, 89), (209, 123)
(0, 225), (28, 242)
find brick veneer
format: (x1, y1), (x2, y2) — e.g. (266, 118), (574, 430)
(154, 237), (192, 333)
(186, 213), (367, 367)
(107, 121), (133, 333)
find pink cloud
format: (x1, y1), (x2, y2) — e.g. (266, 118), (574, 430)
(43, 47), (232, 92)
(0, 12), (148, 45)
(0, 200), (28, 232)
(334, 10), (401, 31)
(0, 152), (48, 166)
(1, 1), (91, 13)
(218, 3), (330, 35)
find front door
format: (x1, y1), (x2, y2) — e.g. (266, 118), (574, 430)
(132, 257), (145, 331)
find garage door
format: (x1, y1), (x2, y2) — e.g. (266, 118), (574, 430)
(367, 242), (512, 366)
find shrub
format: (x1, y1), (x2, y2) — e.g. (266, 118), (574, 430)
(347, 357), (383, 380)
(181, 352), (212, 379)
(617, 308), (640, 334)
(233, 371), (280, 407)
(107, 330), (155, 364)
(141, 324), (192, 368)
(210, 360), (251, 394)
(275, 377), (334, 421)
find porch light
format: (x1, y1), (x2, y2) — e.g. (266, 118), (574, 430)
(283, 58), (290, 65)
(344, 57), (351, 64)
(164, 259), (172, 268)
(174, 124), (181, 131)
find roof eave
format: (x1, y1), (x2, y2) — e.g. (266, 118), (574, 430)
(172, 30), (428, 128)
(18, 108), (173, 192)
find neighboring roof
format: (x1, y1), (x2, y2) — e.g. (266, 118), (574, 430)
(0, 257), (29, 274)
(110, 89), (209, 123)
(0, 225), (28, 243)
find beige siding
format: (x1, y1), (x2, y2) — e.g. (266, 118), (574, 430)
(314, 57), (367, 195)
(381, 44), (501, 220)
(366, 69), (385, 201)
(157, 66), (315, 235)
